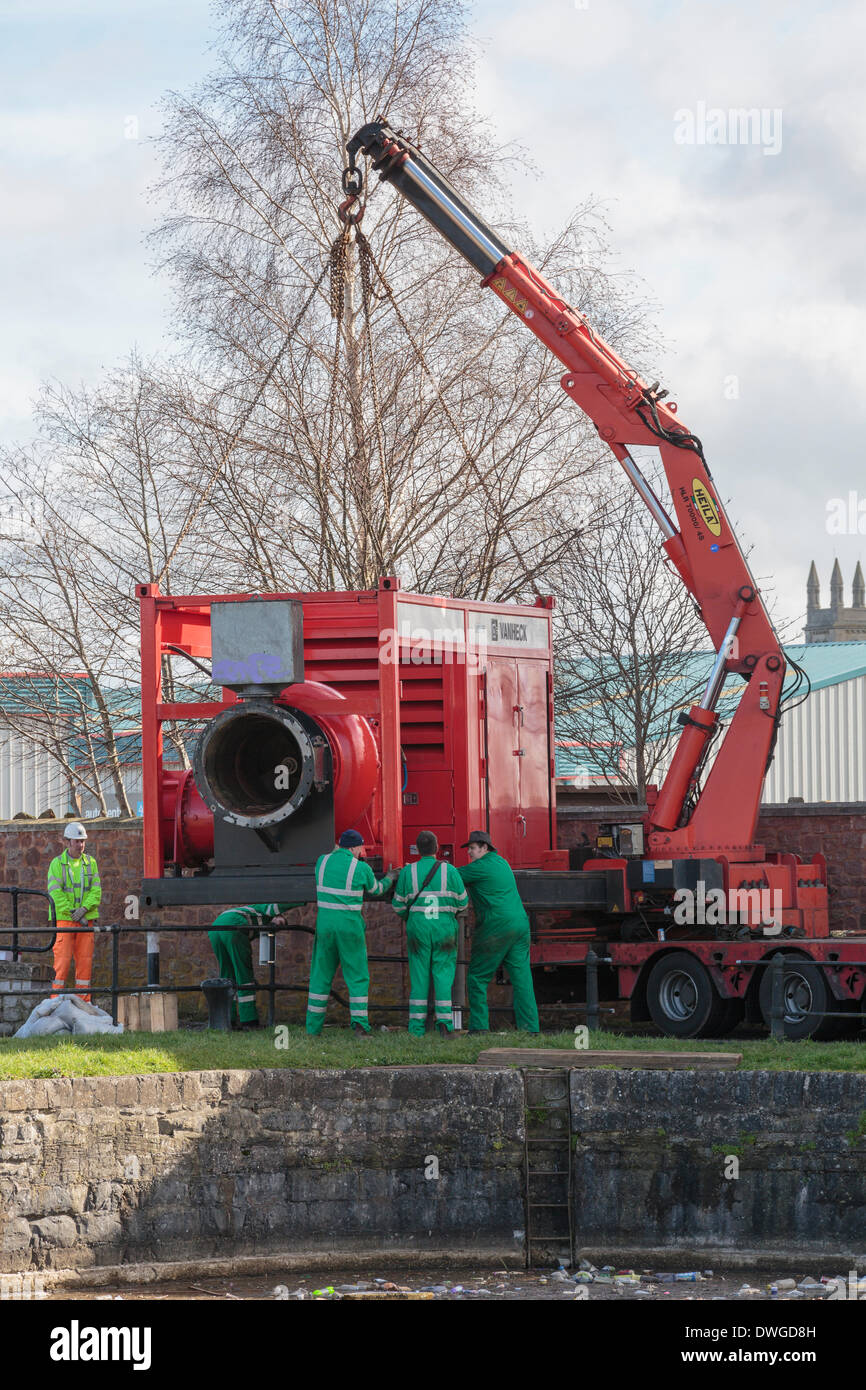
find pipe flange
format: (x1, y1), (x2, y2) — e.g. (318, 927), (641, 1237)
(193, 699), (325, 830)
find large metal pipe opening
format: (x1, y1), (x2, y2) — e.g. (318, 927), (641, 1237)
(193, 700), (327, 831)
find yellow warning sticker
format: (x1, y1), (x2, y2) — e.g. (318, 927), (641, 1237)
(491, 275), (528, 315)
(691, 479), (722, 537)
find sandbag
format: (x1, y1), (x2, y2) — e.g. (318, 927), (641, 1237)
(15, 993), (124, 1038)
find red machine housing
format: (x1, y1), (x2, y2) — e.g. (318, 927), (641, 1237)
(139, 577), (556, 890)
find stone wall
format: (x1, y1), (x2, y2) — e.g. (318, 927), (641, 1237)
(3, 1065), (866, 1281)
(0, 961), (52, 1037)
(0, 821), (511, 1024)
(568, 1068), (866, 1265)
(2, 804), (863, 1023)
(0, 1067), (524, 1279)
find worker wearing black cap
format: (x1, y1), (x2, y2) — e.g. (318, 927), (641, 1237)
(458, 830), (539, 1033)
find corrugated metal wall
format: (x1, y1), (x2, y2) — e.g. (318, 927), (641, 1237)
(5, 676), (865, 817)
(762, 673), (865, 802)
(643, 674), (866, 804)
(0, 725), (69, 819)
(0, 724), (145, 820)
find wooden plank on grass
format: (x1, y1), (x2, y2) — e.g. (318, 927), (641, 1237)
(474, 1048), (741, 1070)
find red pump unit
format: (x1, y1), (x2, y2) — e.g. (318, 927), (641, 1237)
(139, 577), (555, 909)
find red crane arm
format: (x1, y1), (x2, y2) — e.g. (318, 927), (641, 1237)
(345, 120), (787, 856)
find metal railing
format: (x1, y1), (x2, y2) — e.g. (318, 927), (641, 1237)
(0, 913), (616, 1033)
(0, 887), (57, 957)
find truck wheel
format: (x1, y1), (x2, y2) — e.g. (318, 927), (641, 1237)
(757, 954), (837, 1041)
(645, 952), (725, 1039)
(702, 997), (745, 1038)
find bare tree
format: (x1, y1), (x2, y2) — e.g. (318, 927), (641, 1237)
(553, 464), (708, 804)
(0, 361), (217, 810)
(150, 0), (657, 600)
(1, 0), (661, 799)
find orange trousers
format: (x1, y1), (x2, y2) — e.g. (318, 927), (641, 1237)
(52, 922), (95, 1003)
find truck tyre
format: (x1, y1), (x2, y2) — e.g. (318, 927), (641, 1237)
(645, 952), (726, 1039)
(702, 997), (745, 1038)
(757, 953), (837, 1041)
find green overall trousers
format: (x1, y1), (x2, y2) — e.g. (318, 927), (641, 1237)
(458, 851), (540, 1033)
(306, 849), (391, 1034)
(392, 857), (469, 1034)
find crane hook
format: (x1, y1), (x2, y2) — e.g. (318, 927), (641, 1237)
(339, 164), (365, 225)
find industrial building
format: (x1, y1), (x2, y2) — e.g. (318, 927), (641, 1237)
(556, 641), (866, 804)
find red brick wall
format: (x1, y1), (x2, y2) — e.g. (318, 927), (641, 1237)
(0, 821), (460, 1024)
(557, 803), (866, 934)
(4, 804), (863, 1022)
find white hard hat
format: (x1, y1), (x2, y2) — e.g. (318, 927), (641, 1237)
(63, 821), (88, 841)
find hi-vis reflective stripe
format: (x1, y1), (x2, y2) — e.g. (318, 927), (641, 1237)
(308, 992), (329, 1001)
(59, 853), (96, 902)
(317, 853), (360, 894)
(435, 1000), (451, 1007)
(315, 902), (364, 912)
(349, 996), (368, 1003)
(409, 998), (427, 1005)
(307, 1004), (327, 1013)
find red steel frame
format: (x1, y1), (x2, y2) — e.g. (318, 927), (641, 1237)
(138, 577), (556, 883)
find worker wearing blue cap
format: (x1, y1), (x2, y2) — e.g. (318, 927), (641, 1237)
(305, 830), (396, 1035)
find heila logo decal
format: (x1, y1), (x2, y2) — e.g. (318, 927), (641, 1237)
(692, 479), (722, 537)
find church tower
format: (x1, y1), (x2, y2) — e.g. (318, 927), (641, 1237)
(804, 560), (866, 642)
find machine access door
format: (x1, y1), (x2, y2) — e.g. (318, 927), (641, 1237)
(515, 661), (553, 859)
(484, 658), (551, 865)
(484, 659), (521, 862)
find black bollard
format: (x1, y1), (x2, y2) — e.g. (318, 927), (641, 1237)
(201, 977), (234, 1031)
(769, 954), (785, 1042)
(586, 948), (600, 1033)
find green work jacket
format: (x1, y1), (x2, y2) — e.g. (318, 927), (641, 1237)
(392, 856), (469, 928)
(314, 848), (391, 931)
(458, 850), (529, 934)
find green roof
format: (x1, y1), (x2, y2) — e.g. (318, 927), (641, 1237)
(555, 641), (866, 776)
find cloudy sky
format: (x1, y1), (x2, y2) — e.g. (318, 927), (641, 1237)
(2, 0), (864, 637)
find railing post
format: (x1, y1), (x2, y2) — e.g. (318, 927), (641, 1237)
(259, 931), (276, 1029)
(111, 925), (120, 1026)
(586, 948), (600, 1033)
(770, 954), (785, 1041)
(454, 915), (467, 1031)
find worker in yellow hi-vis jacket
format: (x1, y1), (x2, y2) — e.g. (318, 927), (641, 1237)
(47, 822), (102, 1002)
(305, 829), (395, 1035)
(392, 830), (468, 1036)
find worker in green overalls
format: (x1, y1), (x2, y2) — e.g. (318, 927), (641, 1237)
(208, 902), (298, 1030)
(305, 829), (395, 1035)
(458, 830), (540, 1034)
(392, 830), (469, 1037)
